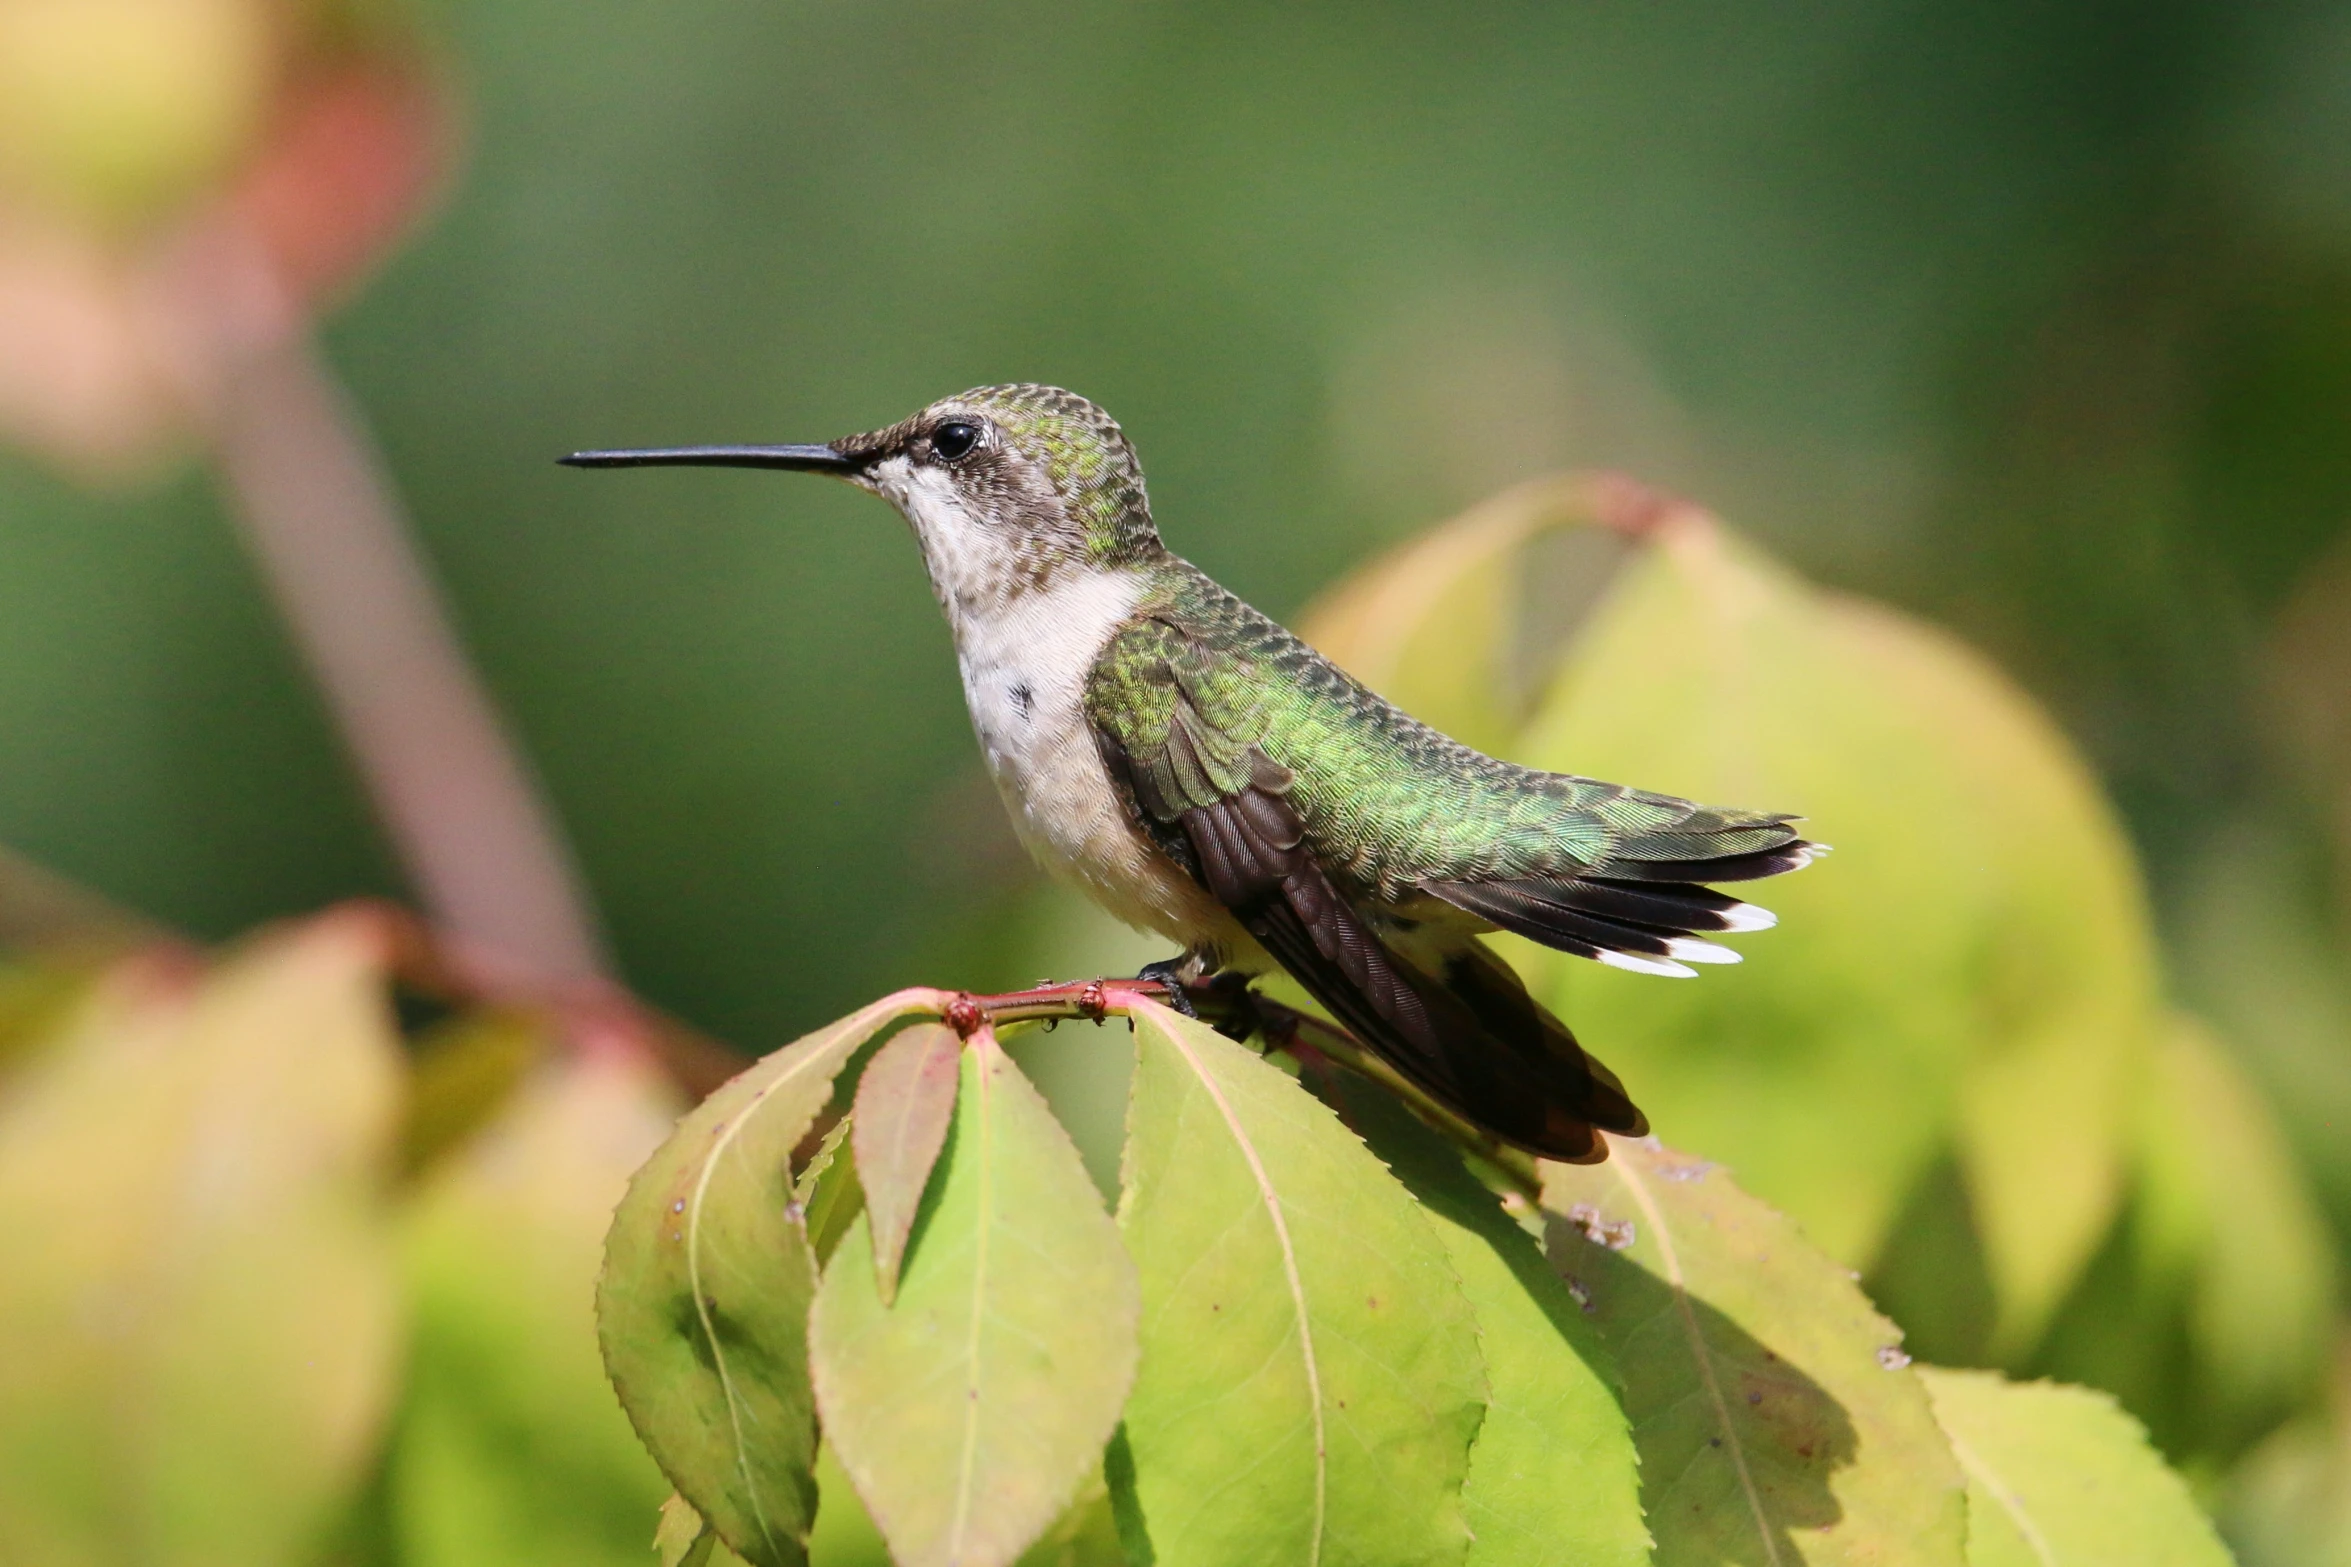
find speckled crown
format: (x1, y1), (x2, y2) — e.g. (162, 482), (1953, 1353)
(955, 384), (1158, 564)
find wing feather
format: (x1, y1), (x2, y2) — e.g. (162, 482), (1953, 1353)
(1087, 614), (1644, 1160)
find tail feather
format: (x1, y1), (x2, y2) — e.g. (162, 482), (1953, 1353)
(1603, 842), (1823, 884)
(1245, 881), (1640, 1162)
(1427, 837), (1823, 974)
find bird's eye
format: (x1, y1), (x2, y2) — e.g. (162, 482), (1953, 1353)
(930, 421), (980, 461)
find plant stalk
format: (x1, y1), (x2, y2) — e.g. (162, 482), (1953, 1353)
(210, 331), (612, 993)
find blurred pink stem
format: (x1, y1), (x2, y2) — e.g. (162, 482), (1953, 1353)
(211, 333), (612, 990)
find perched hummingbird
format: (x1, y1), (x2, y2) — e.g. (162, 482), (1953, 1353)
(566, 385), (1818, 1162)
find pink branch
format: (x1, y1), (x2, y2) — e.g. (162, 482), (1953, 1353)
(210, 331), (611, 992)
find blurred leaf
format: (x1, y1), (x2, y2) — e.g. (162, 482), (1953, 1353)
(1113, 999), (1486, 1567)
(0, 849), (175, 1092)
(0, 7), (448, 477)
(1330, 1083), (1649, 1567)
(597, 992), (937, 1567)
(2174, 819), (2351, 1242)
(794, 1113), (864, 1269)
(660, 1493), (753, 1567)
(390, 1051), (681, 1567)
(397, 1006), (547, 1178)
(1544, 1137), (1966, 1566)
(1918, 1368), (2231, 1566)
(2222, 1347), (2351, 1567)
(2133, 1012), (2336, 1444)
(0, 913), (404, 1567)
(0, 0), (276, 228)
(811, 1028), (1138, 1567)
(0, 952), (107, 1089)
(849, 1019), (960, 1304)
(0, 841), (169, 954)
(1505, 511), (2157, 1350)
(1300, 473), (1656, 754)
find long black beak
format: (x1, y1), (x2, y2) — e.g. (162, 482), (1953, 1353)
(559, 443), (859, 473)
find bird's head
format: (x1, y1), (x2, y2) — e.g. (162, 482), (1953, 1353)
(565, 384), (1163, 609)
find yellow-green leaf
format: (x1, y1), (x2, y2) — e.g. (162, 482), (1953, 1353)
(795, 1112), (865, 1269)
(2132, 1013), (2335, 1442)
(809, 1443), (1128, 1567)
(0, 841), (168, 955)
(1331, 1082), (1648, 1567)
(661, 1493), (754, 1567)
(1518, 515), (2157, 1349)
(811, 1029), (1138, 1567)
(850, 1019), (961, 1303)
(1545, 1137), (1966, 1566)
(0, 915), (404, 1567)
(2221, 1367), (2351, 1567)
(1919, 1368), (2231, 1566)
(392, 1051), (682, 1567)
(1114, 1000), (1486, 1567)
(598, 992), (939, 1567)
(1300, 473), (1651, 755)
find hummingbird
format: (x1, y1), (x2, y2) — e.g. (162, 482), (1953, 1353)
(565, 385), (1819, 1163)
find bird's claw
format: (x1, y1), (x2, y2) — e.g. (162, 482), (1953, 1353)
(1134, 958), (1199, 1017)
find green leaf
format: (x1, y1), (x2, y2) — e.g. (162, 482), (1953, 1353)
(1114, 1000), (1486, 1567)
(1515, 516), (2158, 1350)
(810, 1443), (1129, 1567)
(660, 1493), (754, 1567)
(810, 1028), (1139, 1567)
(2132, 1013), (2336, 1444)
(598, 992), (937, 1567)
(0, 915), (405, 1567)
(391, 1053), (681, 1567)
(851, 1019), (961, 1303)
(1545, 1137), (1966, 1566)
(795, 1112), (865, 1269)
(397, 1006), (547, 1178)
(1329, 1081), (1648, 1567)
(2221, 1374), (2351, 1567)
(1918, 1369), (2231, 1567)
(1298, 475), (1645, 754)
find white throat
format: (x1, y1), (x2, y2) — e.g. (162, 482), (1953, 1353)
(866, 455), (1043, 629)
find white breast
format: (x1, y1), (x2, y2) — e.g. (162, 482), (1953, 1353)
(869, 454), (1231, 948)
(946, 570), (1226, 943)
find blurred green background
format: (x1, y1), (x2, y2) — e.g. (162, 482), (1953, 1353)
(7, 2), (2351, 1561)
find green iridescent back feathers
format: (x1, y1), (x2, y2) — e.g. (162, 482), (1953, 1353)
(1086, 568), (1794, 897)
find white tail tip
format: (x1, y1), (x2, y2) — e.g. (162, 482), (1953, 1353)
(1599, 948), (1699, 979)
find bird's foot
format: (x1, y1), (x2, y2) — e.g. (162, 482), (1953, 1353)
(1134, 957), (1201, 1017)
(1129, 959), (1267, 1044)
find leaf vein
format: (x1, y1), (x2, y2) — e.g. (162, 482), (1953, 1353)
(1154, 1018), (1328, 1567)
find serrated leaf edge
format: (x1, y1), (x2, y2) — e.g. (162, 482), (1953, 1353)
(1138, 1004), (1328, 1566)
